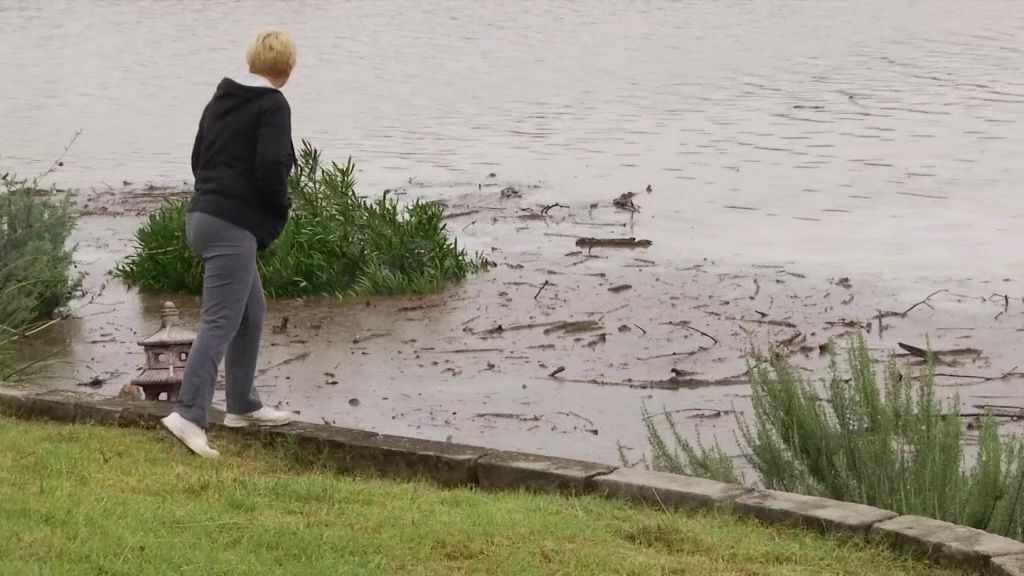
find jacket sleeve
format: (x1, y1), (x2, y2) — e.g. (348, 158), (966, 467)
(254, 96), (294, 214)
(190, 114), (204, 178)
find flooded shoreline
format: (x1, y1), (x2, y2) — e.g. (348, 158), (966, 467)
(16, 182), (1023, 464)
(2, 0), (1022, 462)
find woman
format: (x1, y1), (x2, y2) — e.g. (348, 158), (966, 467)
(162, 29), (297, 458)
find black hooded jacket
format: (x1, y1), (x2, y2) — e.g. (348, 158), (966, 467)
(188, 78), (294, 250)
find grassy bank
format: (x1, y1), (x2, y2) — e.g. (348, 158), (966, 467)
(115, 142), (485, 298)
(0, 417), (956, 575)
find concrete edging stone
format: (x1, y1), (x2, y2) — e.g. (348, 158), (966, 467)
(477, 450), (616, 494)
(871, 515), (1024, 573)
(328, 433), (491, 487)
(734, 489), (898, 537)
(992, 555), (1024, 576)
(595, 468), (751, 510)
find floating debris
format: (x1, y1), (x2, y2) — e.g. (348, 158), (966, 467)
(612, 192), (639, 212)
(576, 237), (653, 249)
(500, 186), (521, 199)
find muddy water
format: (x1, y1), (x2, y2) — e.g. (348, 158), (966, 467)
(2, 1), (1024, 462)
(22, 191), (1024, 464)
(2, 0), (1023, 276)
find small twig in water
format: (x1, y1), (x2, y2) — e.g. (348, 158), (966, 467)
(594, 304), (629, 321)
(540, 203), (568, 215)
(877, 289), (949, 320)
(934, 366), (1022, 384)
(972, 403), (1024, 415)
(474, 413), (541, 422)
(398, 302), (444, 313)
(534, 280), (550, 300)
(22, 318), (62, 338)
(352, 332), (390, 344)
(662, 321), (719, 345)
(442, 209), (480, 220)
(934, 373), (990, 381)
(741, 317), (796, 328)
(256, 352), (311, 377)
(637, 346), (712, 361)
(35, 129), (84, 180)
(992, 293), (1010, 320)
(642, 407), (735, 421)
(424, 348), (506, 354)
(558, 410), (595, 427)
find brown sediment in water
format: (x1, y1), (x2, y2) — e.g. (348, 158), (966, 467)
(2, 0), (1020, 468)
(17, 184), (1024, 464)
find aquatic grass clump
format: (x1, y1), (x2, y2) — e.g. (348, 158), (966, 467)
(0, 176), (77, 328)
(115, 142), (485, 297)
(640, 405), (741, 485)
(644, 336), (1024, 542)
(0, 174), (78, 380)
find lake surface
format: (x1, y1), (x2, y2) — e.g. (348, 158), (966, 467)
(1, 0), (1022, 276)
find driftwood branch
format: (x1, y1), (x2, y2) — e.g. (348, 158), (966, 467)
(636, 346), (712, 362)
(876, 289), (949, 320)
(661, 320), (719, 345)
(575, 237), (652, 249)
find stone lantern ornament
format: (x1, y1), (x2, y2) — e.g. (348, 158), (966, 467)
(130, 301), (195, 401)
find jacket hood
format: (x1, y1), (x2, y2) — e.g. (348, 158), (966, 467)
(209, 78), (278, 113)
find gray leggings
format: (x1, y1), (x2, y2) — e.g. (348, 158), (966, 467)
(175, 212), (265, 428)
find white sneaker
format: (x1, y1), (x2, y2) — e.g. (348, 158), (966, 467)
(223, 406), (294, 428)
(161, 412), (220, 459)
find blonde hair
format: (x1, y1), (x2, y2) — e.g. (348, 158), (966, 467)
(246, 29), (296, 79)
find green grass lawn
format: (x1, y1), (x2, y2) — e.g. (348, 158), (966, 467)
(0, 416), (957, 575)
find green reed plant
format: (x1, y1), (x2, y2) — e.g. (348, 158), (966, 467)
(640, 405), (740, 484)
(115, 141), (485, 297)
(0, 174), (78, 380)
(644, 336), (1024, 541)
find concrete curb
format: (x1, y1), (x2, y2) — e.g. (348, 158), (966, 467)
(2, 387), (1022, 575)
(735, 489), (898, 537)
(478, 451), (615, 493)
(993, 555), (1024, 576)
(594, 468), (751, 510)
(871, 516), (1024, 574)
